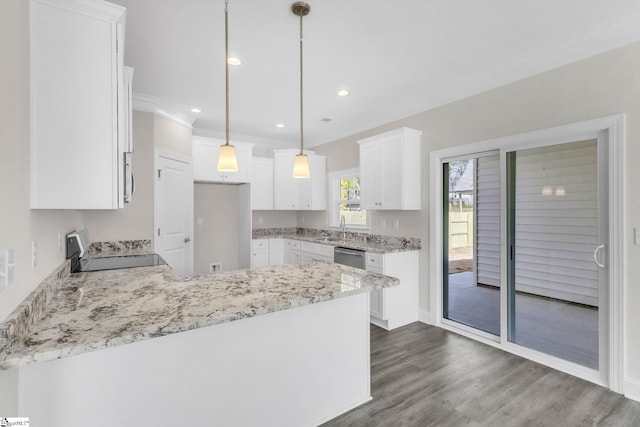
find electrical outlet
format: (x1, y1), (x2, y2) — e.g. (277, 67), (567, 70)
(197, 217), (204, 226)
(258, 216), (264, 225)
(209, 262), (221, 273)
(635, 227), (640, 246)
(393, 219), (400, 230)
(32, 240), (37, 268)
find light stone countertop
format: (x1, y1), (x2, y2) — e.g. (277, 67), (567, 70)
(0, 261), (398, 370)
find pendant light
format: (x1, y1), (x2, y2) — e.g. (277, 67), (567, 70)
(217, 0), (238, 172)
(292, 2), (311, 178)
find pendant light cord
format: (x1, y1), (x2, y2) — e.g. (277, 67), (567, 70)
(299, 13), (304, 155)
(225, 0), (230, 147)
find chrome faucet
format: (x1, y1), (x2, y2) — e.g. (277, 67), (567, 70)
(340, 215), (346, 241)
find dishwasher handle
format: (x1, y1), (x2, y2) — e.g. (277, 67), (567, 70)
(334, 247), (365, 256)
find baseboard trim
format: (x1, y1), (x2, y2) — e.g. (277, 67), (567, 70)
(419, 310), (433, 325)
(311, 395), (372, 426)
(624, 377), (640, 403)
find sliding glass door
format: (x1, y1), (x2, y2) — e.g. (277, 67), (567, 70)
(443, 152), (500, 337)
(442, 138), (608, 371)
(506, 139), (607, 370)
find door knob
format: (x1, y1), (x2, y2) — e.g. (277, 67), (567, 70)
(184, 237), (191, 243)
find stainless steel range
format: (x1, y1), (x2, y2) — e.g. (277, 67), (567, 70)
(66, 229), (166, 273)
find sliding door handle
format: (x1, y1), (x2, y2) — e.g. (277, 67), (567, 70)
(593, 244), (605, 268)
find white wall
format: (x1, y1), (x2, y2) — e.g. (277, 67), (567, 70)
(252, 211), (298, 229)
(309, 41), (640, 382)
(0, 0), (83, 322)
(194, 183), (240, 274)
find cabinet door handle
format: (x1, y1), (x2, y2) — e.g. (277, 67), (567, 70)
(184, 237), (191, 243)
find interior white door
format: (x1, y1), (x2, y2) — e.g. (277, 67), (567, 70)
(155, 151), (194, 276)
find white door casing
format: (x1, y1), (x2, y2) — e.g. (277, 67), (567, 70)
(154, 151), (194, 277)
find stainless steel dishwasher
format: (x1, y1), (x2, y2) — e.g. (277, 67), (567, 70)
(334, 247), (366, 269)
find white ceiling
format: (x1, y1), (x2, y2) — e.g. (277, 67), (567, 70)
(111, 0), (640, 151)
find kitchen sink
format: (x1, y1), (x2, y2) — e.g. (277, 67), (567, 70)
(316, 237), (344, 243)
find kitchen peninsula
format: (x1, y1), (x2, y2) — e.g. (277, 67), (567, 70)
(0, 260), (398, 427)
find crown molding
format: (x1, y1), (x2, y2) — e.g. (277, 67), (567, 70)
(192, 127), (296, 151)
(32, 0), (125, 22)
(132, 92), (195, 130)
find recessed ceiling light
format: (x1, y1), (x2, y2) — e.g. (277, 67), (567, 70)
(227, 57), (242, 65)
(276, 123), (285, 128)
(190, 107), (202, 113)
(337, 90), (350, 97)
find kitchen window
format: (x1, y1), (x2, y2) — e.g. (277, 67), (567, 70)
(330, 169), (368, 229)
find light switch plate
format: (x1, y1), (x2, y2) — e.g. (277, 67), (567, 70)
(32, 240), (37, 268)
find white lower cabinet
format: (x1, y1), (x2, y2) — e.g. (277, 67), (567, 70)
(251, 239), (269, 268)
(268, 238), (284, 265)
(285, 239), (301, 264)
(366, 250), (419, 330)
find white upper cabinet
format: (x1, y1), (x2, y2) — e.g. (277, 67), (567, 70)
(358, 127), (422, 210)
(192, 136), (253, 184)
(250, 157), (274, 210)
(273, 150), (326, 211)
(30, 0), (126, 209)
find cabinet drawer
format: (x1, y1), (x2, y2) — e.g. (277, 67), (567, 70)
(300, 241), (316, 253)
(317, 244), (334, 258)
(252, 239), (268, 250)
(366, 252), (384, 270)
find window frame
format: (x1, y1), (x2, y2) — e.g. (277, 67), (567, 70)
(328, 168), (370, 231)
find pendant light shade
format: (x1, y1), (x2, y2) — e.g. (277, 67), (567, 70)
(292, 2), (311, 179)
(218, 144), (238, 171)
(293, 153), (310, 178)
(217, 0), (239, 172)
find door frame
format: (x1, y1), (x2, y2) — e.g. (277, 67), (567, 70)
(429, 115), (625, 392)
(154, 149), (194, 276)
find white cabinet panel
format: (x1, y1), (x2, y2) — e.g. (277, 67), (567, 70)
(284, 239), (301, 264)
(30, 0), (126, 209)
(274, 153), (299, 210)
(358, 128), (422, 211)
(268, 238), (284, 266)
(250, 157), (274, 210)
(366, 250), (419, 330)
(273, 150), (326, 211)
(300, 241), (333, 263)
(252, 249), (269, 268)
(193, 137), (252, 183)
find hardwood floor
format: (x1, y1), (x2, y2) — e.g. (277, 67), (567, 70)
(322, 323), (640, 427)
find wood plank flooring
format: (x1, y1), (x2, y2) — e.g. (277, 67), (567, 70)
(322, 323), (640, 427)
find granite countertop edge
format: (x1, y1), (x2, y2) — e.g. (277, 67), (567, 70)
(0, 262), (398, 370)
